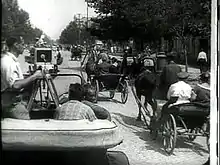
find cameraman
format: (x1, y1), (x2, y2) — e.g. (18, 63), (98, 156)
(1, 37), (43, 119)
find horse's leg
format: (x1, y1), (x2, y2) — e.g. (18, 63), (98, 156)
(136, 92), (142, 121)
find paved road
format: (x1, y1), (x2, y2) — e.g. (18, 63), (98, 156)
(19, 50), (209, 165)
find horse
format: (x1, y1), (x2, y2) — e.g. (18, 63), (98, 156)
(134, 57), (158, 122)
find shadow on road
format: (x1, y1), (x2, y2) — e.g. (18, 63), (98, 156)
(98, 93), (122, 104)
(112, 112), (147, 129)
(112, 112), (209, 156)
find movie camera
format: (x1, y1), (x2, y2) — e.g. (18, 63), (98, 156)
(25, 47), (59, 74)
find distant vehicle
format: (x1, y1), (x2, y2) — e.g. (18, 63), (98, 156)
(52, 46), (57, 51)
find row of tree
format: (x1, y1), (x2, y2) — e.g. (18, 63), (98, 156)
(87, 0), (211, 51)
(59, 16), (96, 46)
(2, 0), (51, 44)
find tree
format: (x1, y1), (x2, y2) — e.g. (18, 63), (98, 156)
(87, 0), (211, 66)
(59, 19), (94, 45)
(2, 0), (51, 44)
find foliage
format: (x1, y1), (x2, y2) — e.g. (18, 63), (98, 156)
(2, 0), (51, 44)
(59, 19), (94, 45)
(87, 0), (211, 44)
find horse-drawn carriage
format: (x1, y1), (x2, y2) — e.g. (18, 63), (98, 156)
(131, 52), (210, 155)
(89, 73), (129, 104)
(71, 45), (83, 61)
(150, 102), (210, 154)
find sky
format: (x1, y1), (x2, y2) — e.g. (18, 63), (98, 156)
(18, 0), (97, 40)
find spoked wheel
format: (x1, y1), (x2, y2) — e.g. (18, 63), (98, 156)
(162, 114), (177, 155)
(188, 128), (199, 141)
(91, 79), (99, 103)
(109, 90), (115, 99)
(205, 120), (210, 151)
(120, 80), (128, 104)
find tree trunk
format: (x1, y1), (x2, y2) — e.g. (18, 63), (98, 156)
(181, 37), (188, 72)
(183, 44), (188, 72)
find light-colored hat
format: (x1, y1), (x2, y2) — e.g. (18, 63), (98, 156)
(144, 59), (154, 67)
(100, 53), (108, 61)
(177, 72), (189, 79)
(95, 40), (103, 45)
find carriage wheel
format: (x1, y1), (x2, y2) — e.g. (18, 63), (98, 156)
(188, 128), (199, 141)
(120, 80), (128, 104)
(162, 114), (177, 155)
(109, 90), (115, 99)
(91, 79), (99, 103)
(205, 120), (210, 151)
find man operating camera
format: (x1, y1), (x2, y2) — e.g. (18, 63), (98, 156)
(1, 37), (44, 119)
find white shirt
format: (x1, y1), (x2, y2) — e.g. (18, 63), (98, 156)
(167, 81), (193, 107)
(197, 51), (207, 61)
(1, 52), (24, 92)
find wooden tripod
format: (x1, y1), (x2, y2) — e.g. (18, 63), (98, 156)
(26, 75), (60, 111)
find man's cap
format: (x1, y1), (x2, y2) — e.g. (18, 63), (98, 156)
(177, 72), (189, 79)
(95, 40), (103, 45)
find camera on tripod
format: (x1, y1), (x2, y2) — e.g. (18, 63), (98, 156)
(25, 47), (59, 74)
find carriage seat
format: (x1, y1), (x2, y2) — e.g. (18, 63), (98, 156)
(165, 102), (210, 117)
(94, 74), (125, 90)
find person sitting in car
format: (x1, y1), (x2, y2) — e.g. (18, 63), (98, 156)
(55, 83), (97, 121)
(57, 83), (111, 121)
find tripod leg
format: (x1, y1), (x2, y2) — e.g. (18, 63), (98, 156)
(44, 77), (59, 108)
(39, 81), (43, 106)
(27, 80), (40, 111)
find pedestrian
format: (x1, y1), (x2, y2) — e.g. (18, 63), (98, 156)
(197, 48), (208, 73)
(1, 37), (44, 119)
(159, 53), (182, 99)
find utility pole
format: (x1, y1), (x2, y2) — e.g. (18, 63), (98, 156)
(86, 1), (89, 56)
(75, 13), (82, 45)
(77, 13), (81, 45)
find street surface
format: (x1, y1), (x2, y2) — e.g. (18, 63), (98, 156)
(18, 50), (209, 165)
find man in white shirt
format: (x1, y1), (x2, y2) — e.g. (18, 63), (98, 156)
(166, 72), (193, 107)
(197, 48), (208, 73)
(1, 37), (43, 119)
(162, 72), (195, 110)
(150, 72), (195, 135)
